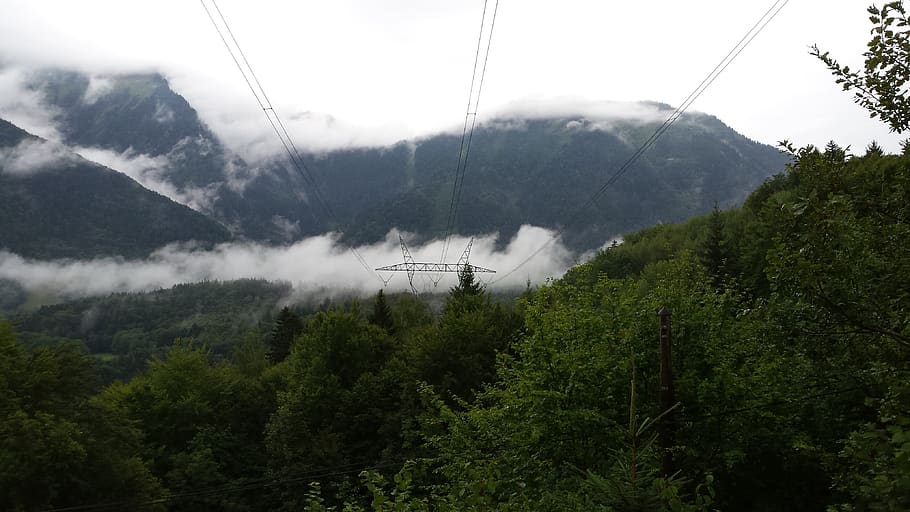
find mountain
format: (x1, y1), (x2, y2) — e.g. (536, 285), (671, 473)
(27, 70), (324, 242)
(20, 70), (789, 253)
(332, 110), (790, 249)
(33, 70), (231, 186)
(0, 118), (231, 259)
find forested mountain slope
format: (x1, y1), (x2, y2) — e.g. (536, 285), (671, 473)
(0, 118), (231, 259)
(26, 70), (323, 242)
(340, 111), (788, 248)
(11, 279), (297, 381)
(22, 70), (788, 252)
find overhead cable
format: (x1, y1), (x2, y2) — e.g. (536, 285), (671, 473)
(439, 0), (500, 267)
(491, 0), (790, 285)
(199, 0), (381, 282)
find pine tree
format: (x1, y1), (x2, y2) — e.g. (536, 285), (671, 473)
(270, 306), (303, 363)
(451, 264), (483, 299)
(367, 289), (395, 335)
(700, 203), (728, 288)
(865, 140), (884, 157)
(444, 264), (486, 316)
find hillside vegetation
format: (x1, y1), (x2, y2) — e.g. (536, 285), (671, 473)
(4, 138), (908, 510)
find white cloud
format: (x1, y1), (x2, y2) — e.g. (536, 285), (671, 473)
(488, 97), (678, 125)
(82, 75), (114, 104)
(221, 154), (256, 193)
(0, 67), (62, 141)
(73, 146), (219, 212)
(271, 215), (300, 241)
(74, 146), (168, 179)
(476, 98), (699, 146)
(200, 107), (415, 161)
(0, 226), (574, 301)
(0, 138), (73, 175)
(152, 100), (175, 123)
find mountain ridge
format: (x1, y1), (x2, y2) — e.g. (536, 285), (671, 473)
(0, 118), (232, 259)
(3, 69), (790, 256)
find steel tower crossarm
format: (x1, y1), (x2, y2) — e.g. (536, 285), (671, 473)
(374, 263), (495, 273)
(377, 235), (495, 294)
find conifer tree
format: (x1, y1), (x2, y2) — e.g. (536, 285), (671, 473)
(269, 306), (303, 363)
(700, 203), (728, 287)
(451, 264), (483, 299)
(367, 289), (395, 335)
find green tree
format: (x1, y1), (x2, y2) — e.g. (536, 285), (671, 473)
(408, 251), (835, 510)
(368, 289), (396, 335)
(699, 202), (729, 287)
(767, 145), (910, 351)
(266, 307), (398, 508)
(103, 341), (275, 511)
(389, 292), (434, 335)
(865, 140), (885, 157)
(450, 265), (484, 303)
(760, 144), (910, 509)
(407, 272), (523, 403)
(828, 377), (910, 511)
(0, 321), (163, 511)
(270, 306), (304, 363)
(233, 331), (271, 377)
(812, 1), (910, 132)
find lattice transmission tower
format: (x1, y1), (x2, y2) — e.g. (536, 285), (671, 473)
(376, 235), (495, 294)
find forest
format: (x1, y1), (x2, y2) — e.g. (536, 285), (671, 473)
(3, 3), (910, 511)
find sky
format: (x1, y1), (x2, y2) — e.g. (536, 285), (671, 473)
(0, 0), (903, 155)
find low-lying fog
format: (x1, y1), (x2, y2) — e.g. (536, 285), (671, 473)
(0, 226), (580, 304)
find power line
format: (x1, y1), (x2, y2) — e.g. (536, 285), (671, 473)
(198, 0), (381, 283)
(490, 0), (790, 285)
(41, 460), (405, 512)
(438, 0), (488, 267)
(439, 0), (500, 267)
(448, 0), (500, 264)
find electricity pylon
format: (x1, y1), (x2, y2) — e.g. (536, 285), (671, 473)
(376, 235), (495, 294)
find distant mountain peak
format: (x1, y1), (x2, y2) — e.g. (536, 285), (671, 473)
(485, 98), (700, 126)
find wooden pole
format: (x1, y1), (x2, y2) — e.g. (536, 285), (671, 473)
(657, 306), (675, 477)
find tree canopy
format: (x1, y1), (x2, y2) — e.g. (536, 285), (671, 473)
(812, 1), (910, 132)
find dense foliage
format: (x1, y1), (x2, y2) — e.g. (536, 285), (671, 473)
(11, 279), (296, 381)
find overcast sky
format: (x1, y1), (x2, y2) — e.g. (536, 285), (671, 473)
(0, 0), (903, 154)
